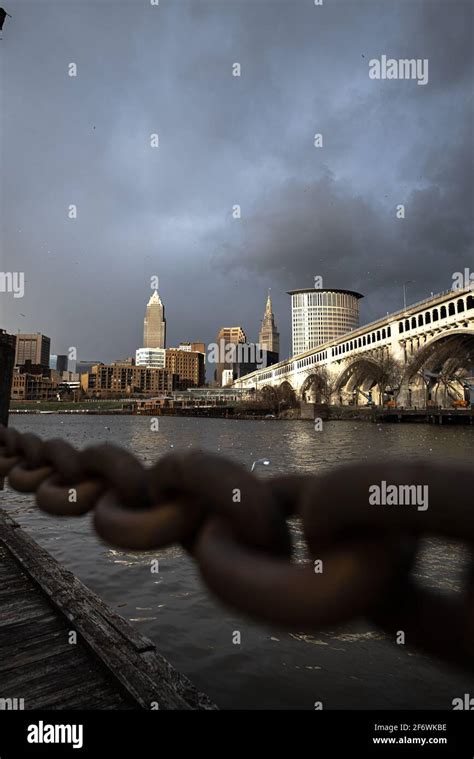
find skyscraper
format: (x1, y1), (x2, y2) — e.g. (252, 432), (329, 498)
(288, 288), (363, 356)
(259, 291), (280, 359)
(143, 290), (166, 349)
(56, 355), (68, 374)
(214, 326), (247, 386)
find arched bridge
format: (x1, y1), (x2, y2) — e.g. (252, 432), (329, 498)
(234, 286), (474, 408)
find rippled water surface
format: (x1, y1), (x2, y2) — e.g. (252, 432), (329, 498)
(3, 416), (473, 709)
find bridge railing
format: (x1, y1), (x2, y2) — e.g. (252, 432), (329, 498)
(354, 285), (472, 337)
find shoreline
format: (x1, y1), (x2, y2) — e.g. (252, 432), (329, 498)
(8, 405), (474, 425)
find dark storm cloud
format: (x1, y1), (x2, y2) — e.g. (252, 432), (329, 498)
(215, 0), (474, 322)
(1, 0), (472, 361)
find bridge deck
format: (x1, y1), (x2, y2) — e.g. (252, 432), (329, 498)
(0, 511), (215, 710)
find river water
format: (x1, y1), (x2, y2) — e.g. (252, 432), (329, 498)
(3, 416), (473, 709)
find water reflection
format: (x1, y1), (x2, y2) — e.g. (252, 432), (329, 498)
(3, 416), (473, 710)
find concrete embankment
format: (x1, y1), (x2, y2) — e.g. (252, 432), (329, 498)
(9, 402), (474, 424)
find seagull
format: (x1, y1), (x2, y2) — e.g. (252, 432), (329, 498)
(251, 459), (271, 473)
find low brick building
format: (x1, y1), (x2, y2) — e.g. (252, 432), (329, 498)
(11, 372), (57, 401)
(81, 363), (175, 398)
(165, 349), (205, 389)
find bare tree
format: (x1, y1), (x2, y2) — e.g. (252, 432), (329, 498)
(372, 351), (405, 403)
(302, 366), (335, 404)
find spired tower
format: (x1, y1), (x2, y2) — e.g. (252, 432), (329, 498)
(143, 291), (166, 349)
(259, 290), (279, 359)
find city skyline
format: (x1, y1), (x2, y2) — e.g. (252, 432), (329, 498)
(1, 1), (472, 363)
(7, 274), (473, 371)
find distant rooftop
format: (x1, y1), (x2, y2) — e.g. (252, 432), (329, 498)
(287, 288), (364, 299)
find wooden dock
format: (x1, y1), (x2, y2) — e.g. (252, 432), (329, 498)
(0, 510), (216, 710)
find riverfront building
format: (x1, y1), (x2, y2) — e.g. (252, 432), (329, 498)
(165, 348), (205, 389)
(143, 291), (166, 349)
(81, 363), (174, 398)
(289, 288), (363, 355)
(14, 333), (51, 369)
(11, 371), (57, 401)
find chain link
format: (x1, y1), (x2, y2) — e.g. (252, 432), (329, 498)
(0, 424), (472, 670)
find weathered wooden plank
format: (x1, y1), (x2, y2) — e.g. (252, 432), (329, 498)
(0, 564), (32, 582)
(0, 596), (58, 629)
(1, 647), (97, 688)
(8, 673), (129, 710)
(0, 582), (35, 600)
(0, 631), (74, 672)
(0, 567), (30, 582)
(0, 509), (216, 710)
(42, 690), (130, 710)
(1, 661), (116, 711)
(0, 591), (46, 613)
(45, 683), (132, 710)
(0, 615), (64, 645)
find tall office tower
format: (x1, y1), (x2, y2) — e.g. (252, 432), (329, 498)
(143, 291), (166, 349)
(14, 333), (51, 369)
(288, 288), (363, 356)
(215, 326), (247, 386)
(56, 355), (68, 374)
(259, 291), (280, 359)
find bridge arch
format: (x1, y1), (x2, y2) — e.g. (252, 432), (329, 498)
(300, 371), (330, 403)
(401, 328), (474, 407)
(335, 357), (385, 406)
(278, 380), (298, 409)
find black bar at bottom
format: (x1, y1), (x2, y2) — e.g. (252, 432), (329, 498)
(0, 710), (472, 757)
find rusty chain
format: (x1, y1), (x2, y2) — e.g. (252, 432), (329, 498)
(0, 423), (473, 671)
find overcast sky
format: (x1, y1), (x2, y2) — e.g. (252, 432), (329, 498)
(0, 0), (472, 362)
